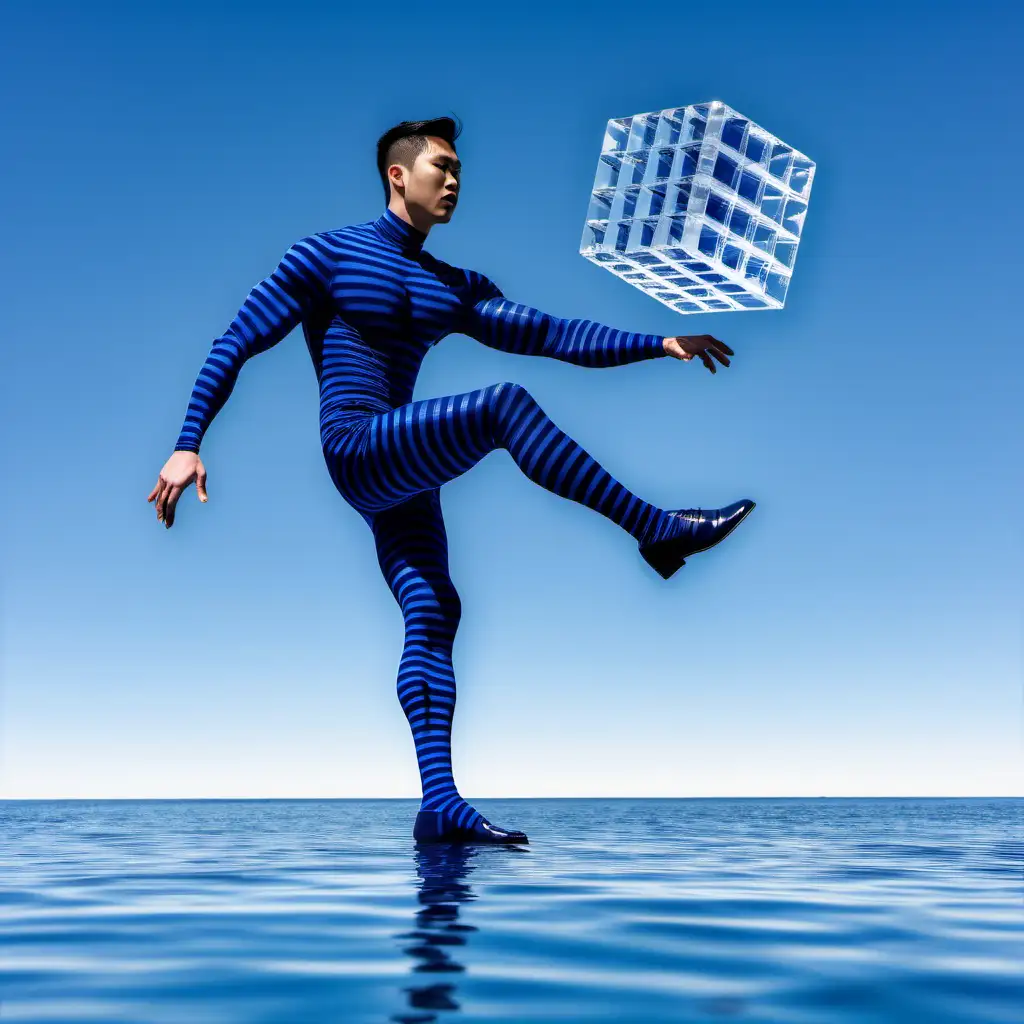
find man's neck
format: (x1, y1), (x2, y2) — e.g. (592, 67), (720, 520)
(387, 199), (433, 237)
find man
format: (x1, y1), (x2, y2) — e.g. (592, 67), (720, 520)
(147, 115), (755, 845)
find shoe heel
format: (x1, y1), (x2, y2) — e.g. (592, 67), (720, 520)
(413, 810), (448, 843)
(640, 542), (686, 580)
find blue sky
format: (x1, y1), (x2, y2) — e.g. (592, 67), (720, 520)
(2, 1), (1020, 799)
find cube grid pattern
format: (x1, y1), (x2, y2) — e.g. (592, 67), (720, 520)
(580, 100), (815, 314)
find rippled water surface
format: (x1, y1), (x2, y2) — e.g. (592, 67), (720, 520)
(1, 798), (1021, 1022)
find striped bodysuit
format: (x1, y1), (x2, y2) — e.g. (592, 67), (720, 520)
(174, 207), (670, 841)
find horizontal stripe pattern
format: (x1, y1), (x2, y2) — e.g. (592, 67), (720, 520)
(173, 208), (666, 453)
(171, 207), (669, 839)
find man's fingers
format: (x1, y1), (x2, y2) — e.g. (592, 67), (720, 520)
(698, 336), (731, 367)
(164, 485), (184, 527)
(155, 481), (168, 520)
(147, 482), (160, 503)
(668, 336), (730, 368)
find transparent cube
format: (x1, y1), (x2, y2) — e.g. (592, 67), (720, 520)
(580, 100), (815, 314)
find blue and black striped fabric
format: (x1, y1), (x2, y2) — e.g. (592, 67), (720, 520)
(174, 208), (670, 837)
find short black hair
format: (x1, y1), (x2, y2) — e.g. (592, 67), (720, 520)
(376, 114), (462, 206)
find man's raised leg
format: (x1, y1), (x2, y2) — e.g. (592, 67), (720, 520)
(332, 382), (662, 538)
(327, 381), (754, 578)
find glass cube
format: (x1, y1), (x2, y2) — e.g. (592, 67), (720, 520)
(581, 100), (815, 313)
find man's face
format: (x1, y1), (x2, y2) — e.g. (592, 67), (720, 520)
(390, 136), (460, 222)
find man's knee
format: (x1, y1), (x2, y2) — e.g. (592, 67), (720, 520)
(490, 379), (530, 400)
(489, 380), (536, 423)
(410, 581), (462, 644)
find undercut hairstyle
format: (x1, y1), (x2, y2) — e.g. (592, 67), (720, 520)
(376, 114), (463, 205)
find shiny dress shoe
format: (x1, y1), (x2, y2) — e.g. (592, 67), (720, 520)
(638, 499), (756, 580)
(414, 810), (529, 845)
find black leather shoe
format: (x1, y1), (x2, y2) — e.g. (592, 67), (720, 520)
(414, 810), (529, 845)
(638, 499), (756, 580)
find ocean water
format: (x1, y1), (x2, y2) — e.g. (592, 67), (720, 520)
(1, 798), (1020, 1023)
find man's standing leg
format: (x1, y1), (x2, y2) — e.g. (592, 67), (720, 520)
(369, 488), (528, 844)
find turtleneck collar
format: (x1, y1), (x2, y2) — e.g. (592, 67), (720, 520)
(373, 207), (428, 252)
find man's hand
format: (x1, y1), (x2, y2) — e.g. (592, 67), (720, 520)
(147, 451), (208, 528)
(663, 334), (734, 374)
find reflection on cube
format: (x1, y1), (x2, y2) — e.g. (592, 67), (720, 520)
(580, 101), (815, 314)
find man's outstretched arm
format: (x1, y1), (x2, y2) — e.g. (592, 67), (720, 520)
(458, 269), (667, 368)
(173, 235), (333, 453)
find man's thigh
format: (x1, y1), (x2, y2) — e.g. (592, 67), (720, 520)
(337, 388), (504, 514)
(367, 489), (459, 612)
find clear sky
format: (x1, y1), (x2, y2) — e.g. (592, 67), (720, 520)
(2, 1), (1020, 799)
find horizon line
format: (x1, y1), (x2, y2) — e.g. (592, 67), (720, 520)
(2, 794), (1020, 802)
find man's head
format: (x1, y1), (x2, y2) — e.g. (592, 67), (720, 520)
(376, 115), (462, 230)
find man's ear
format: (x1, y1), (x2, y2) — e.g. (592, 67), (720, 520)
(389, 165), (405, 194)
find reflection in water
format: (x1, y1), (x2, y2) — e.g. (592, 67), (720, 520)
(389, 842), (526, 1022)
(2, 800), (1019, 1022)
